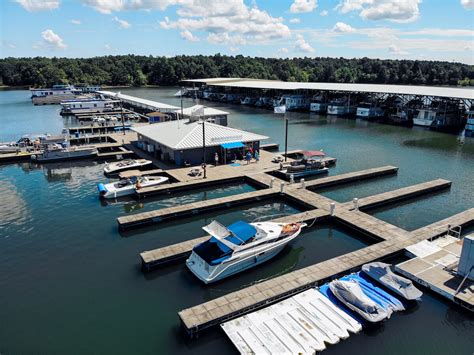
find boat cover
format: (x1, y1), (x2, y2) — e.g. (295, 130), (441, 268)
(362, 262), (423, 300)
(342, 274), (404, 312)
(329, 280), (389, 323)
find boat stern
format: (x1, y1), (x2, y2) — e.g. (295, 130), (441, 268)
(185, 251), (216, 284)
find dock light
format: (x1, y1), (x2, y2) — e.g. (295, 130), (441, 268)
(270, 177), (275, 188)
(353, 198), (359, 210)
(290, 174), (295, 184)
(301, 178), (305, 189)
(330, 202), (336, 216)
(280, 181), (285, 193)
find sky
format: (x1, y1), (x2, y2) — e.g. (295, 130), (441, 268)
(0, 0), (473, 64)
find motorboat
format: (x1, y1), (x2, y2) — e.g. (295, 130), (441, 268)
(328, 280), (390, 323)
(97, 175), (168, 199)
(186, 220), (306, 284)
(103, 159), (152, 175)
(278, 150), (330, 179)
(362, 262), (423, 300)
(31, 144), (98, 162)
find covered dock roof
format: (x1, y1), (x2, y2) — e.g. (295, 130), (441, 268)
(174, 105), (228, 118)
(182, 78), (474, 100)
(98, 90), (179, 112)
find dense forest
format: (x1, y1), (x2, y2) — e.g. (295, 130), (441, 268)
(1, 55), (473, 88)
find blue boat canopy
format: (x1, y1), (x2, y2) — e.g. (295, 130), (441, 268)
(221, 142), (244, 149)
(227, 221), (256, 244)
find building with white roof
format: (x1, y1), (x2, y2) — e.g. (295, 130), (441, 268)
(174, 105), (229, 126)
(133, 120), (268, 166)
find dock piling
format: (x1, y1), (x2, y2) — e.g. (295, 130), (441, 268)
(301, 178), (305, 189)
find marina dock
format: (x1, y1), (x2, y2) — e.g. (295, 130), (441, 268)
(138, 172), (453, 272)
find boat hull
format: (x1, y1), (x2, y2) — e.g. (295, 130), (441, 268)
(187, 242), (288, 284)
(32, 149), (97, 163)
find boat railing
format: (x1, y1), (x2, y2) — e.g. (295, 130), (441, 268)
(430, 224), (462, 241)
(251, 213), (294, 223)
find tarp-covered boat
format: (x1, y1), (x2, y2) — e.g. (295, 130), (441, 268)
(328, 280), (390, 323)
(362, 262), (423, 300)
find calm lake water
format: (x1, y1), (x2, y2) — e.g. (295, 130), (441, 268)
(0, 88), (473, 354)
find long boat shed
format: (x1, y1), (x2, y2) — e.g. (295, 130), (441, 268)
(98, 90), (179, 113)
(183, 78), (474, 106)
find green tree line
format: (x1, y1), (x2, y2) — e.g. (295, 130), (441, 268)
(1, 54), (472, 87)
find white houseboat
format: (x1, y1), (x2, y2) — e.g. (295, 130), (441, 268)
(310, 96), (328, 113)
(327, 98), (356, 116)
(356, 102), (385, 119)
(60, 98), (120, 115)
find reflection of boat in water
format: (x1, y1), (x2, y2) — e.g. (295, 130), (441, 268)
(31, 144), (98, 162)
(103, 159), (152, 175)
(186, 220), (306, 284)
(277, 150), (331, 179)
(97, 175), (168, 199)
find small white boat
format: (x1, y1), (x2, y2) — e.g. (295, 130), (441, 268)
(362, 262), (423, 300)
(186, 220), (306, 284)
(329, 280), (390, 323)
(103, 159), (152, 175)
(31, 144), (98, 162)
(97, 175), (168, 199)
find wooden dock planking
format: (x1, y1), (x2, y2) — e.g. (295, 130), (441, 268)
(302, 166), (398, 189)
(117, 188), (279, 230)
(341, 179), (452, 211)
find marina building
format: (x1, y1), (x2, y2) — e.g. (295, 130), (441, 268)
(133, 120), (268, 166)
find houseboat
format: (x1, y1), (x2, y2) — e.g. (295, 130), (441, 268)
(327, 98), (356, 116)
(465, 111), (474, 137)
(310, 96), (328, 113)
(413, 103), (462, 131)
(356, 102), (385, 119)
(60, 98), (120, 116)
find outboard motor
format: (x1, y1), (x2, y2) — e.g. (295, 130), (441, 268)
(97, 183), (107, 197)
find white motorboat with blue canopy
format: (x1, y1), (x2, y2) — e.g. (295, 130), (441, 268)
(103, 159), (152, 175)
(186, 219), (306, 284)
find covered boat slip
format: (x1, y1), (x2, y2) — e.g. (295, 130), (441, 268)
(221, 288), (362, 354)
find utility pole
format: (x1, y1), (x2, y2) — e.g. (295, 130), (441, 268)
(202, 118), (207, 179)
(284, 116), (288, 162)
(179, 87), (183, 129)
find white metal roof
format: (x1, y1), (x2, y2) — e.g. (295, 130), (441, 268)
(184, 78), (474, 100)
(174, 104), (228, 117)
(183, 78), (244, 84)
(97, 90), (179, 112)
(133, 120), (268, 150)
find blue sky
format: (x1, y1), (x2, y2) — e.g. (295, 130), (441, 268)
(1, 0), (473, 64)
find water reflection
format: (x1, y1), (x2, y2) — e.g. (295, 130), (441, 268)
(0, 180), (30, 236)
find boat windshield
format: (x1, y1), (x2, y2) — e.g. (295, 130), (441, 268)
(194, 221), (257, 265)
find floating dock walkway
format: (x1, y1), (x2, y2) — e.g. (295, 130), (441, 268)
(178, 208), (473, 337)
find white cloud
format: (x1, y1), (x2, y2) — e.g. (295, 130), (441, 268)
(81, 0), (178, 14)
(295, 34), (314, 52)
(113, 16), (131, 29)
(2, 40), (17, 49)
(290, 18), (301, 23)
(229, 46), (240, 53)
(290, 0), (317, 13)
(180, 30), (199, 42)
(388, 44), (409, 55)
(320, 10), (328, 16)
(38, 29), (66, 50)
(71, 19), (82, 25)
(15, 0), (60, 12)
(279, 47), (289, 53)
(461, 0), (474, 10)
(160, 1), (291, 46)
(332, 22), (355, 33)
(104, 44), (112, 50)
(336, 0), (421, 23)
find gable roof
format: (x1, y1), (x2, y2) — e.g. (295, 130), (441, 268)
(133, 120), (268, 150)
